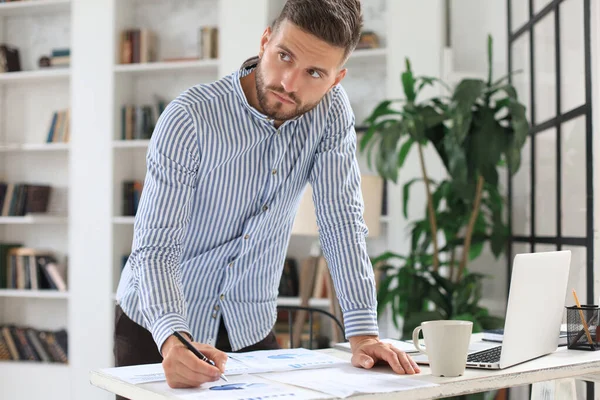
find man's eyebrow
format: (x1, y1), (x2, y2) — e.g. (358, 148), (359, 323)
(276, 44), (330, 77)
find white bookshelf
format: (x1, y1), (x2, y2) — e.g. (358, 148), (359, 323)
(0, 68), (69, 84)
(0, 289), (69, 299)
(0, 1), (71, 399)
(114, 59), (219, 75)
(0, 215), (68, 224)
(0, 0), (70, 17)
(0, 142), (70, 152)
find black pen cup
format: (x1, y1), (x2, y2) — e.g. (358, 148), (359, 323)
(566, 305), (600, 351)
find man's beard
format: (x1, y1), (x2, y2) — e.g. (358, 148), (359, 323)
(255, 61), (319, 121)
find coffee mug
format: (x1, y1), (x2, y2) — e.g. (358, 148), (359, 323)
(412, 320), (473, 377)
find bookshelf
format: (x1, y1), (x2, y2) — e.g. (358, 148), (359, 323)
(0, 0), (452, 399)
(0, 0), (71, 399)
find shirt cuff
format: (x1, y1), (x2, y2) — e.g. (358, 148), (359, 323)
(150, 312), (192, 355)
(342, 308), (379, 338)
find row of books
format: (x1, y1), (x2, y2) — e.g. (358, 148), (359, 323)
(0, 244), (67, 291)
(0, 325), (68, 363)
(122, 180), (143, 217)
(0, 182), (51, 217)
(120, 28), (157, 64)
(45, 109), (70, 143)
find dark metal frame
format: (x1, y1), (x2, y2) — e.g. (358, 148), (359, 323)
(507, 0), (594, 398)
(276, 305), (345, 349)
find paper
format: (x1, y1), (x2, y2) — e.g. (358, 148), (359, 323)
(99, 348), (347, 385)
(100, 363), (166, 385)
(258, 364), (438, 398)
(144, 374), (328, 400)
(227, 348), (347, 373)
(334, 338), (420, 354)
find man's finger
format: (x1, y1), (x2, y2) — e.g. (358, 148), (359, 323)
(407, 353), (421, 373)
(375, 347), (405, 374)
(194, 344), (229, 372)
(351, 353), (375, 369)
(389, 347), (416, 374)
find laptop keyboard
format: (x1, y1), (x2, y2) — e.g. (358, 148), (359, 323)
(467, 346), (502, 363)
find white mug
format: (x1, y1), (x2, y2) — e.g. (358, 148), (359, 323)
(412, 320), (473, 377)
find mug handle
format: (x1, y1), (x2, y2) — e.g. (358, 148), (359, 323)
(412, 325), (427, 355)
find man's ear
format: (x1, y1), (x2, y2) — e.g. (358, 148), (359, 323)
(259, 27), (272, 59)
(330, 68), (347, 90)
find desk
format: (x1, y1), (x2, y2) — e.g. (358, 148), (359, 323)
(90, 335), (600, 400)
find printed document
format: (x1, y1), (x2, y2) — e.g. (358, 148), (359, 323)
(142, 374), (328, 400)
(259, 363), (439, 398)
(99, 348), (347, 385)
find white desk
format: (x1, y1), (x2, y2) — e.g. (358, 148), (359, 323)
(90, 335), (600, 400)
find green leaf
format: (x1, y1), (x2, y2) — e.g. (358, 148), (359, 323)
(363, 100), (399, 125)
(402, 178), (423, 218)
(401, 58), (417, 102)
(371, 251), (406, 265)
(487, 34), (493, 87)
(451, 79), (486, 142)
(397, 137), (415, 168)
(469, 241), (484, 260)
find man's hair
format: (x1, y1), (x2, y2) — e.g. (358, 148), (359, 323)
(272, 0), (363, 60)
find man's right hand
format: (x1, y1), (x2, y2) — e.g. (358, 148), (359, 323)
(161, 334), (228, 388)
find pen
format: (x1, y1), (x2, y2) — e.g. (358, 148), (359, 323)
(572, 289), (594, 348)
(171, 329), (229, 382)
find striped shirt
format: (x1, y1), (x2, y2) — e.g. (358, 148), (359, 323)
(116, 57), (378, 352)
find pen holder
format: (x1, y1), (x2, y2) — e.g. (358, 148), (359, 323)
(566, 305), (600, 351)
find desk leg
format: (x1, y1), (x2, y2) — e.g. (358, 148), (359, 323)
(530, 378), (577, 400)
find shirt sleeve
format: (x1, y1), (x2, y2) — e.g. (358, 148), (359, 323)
(308, 88), (379, 339)
(128, 102), (200, 352)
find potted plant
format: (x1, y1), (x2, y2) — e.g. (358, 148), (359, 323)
(360, 35), (529, 341)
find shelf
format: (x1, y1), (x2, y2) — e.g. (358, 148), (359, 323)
(0, 0), (70, 17)
(0, 68), (70, 84)
(0, 215), (68, 225)
(114, 59), (219, 76)
(0, 290), (69, 299)
(0, 142), (69, 152)
(348, 47), (387, 61)
(113, 139), (150, 149)
(113, 216), (135, 224)
(0, 360), (70, 400)
(277, 297), (331, 308)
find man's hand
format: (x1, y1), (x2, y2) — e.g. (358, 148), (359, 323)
(161, 334), (228, 388)
(349, 335), (421, 375)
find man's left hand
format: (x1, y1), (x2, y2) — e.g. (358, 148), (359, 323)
(349, 336), (421, 375)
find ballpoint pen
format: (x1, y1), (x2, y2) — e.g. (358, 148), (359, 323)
(171, 329), (229, 382)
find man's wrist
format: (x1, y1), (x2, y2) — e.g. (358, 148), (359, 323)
(348, 335), (379, 351)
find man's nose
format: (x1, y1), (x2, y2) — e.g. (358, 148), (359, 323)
(281, 69), (300, 94)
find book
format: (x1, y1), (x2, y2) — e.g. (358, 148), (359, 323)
(483, 328), (568, 346)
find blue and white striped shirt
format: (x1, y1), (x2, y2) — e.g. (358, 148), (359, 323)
(116, 57), (378, 352)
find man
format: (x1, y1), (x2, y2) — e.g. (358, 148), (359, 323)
(115, 0), (420, 391)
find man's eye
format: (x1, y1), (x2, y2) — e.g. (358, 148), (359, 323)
(308, 69), (321, 79)
(279, 52), (291, 62)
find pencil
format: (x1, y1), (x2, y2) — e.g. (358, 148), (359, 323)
(572, 289), (594, 346)
(171, 329), (229, 382)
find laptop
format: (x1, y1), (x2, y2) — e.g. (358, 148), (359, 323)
(414, 250), (571, 370)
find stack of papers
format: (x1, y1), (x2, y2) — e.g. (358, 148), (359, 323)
(99, 347), (440, 399)
(100, 348), (347, 385)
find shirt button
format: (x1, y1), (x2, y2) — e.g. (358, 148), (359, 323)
(220, 294), (225, 300)
(228, 262), (233, 267)
(214, 305), (220, 311)
(263, 205), (269, 211)
(272, 169), (277, 175)
(211, 314), (217, 319)
(244, 234), (250, 240)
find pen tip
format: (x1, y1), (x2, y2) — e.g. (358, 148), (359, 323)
(221, 374), (229, 382)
